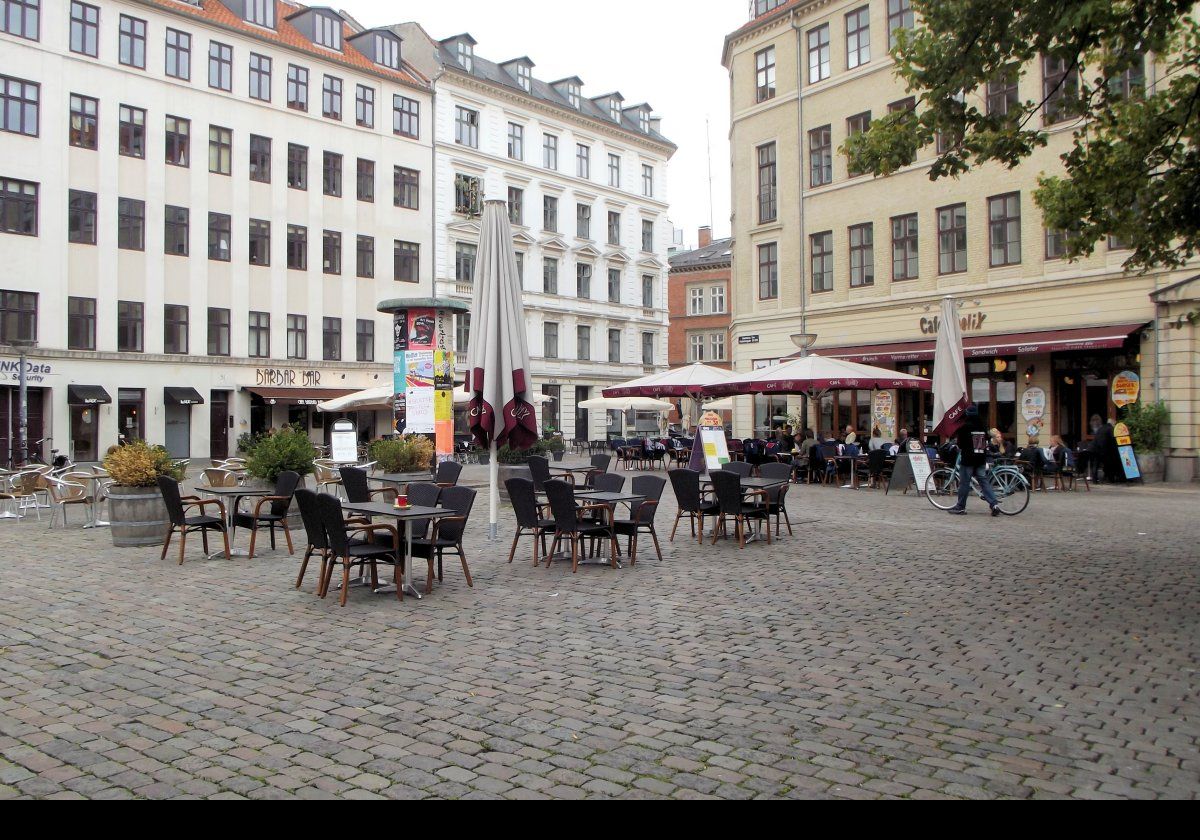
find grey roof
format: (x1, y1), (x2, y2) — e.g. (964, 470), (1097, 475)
(670, 237), (734, 271)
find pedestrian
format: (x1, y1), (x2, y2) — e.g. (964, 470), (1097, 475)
(949, 405), (1002, 516)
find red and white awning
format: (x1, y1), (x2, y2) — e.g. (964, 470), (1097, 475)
(702, 354), (931, 397)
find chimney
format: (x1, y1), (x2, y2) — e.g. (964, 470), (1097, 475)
(698, 226), (712, 248)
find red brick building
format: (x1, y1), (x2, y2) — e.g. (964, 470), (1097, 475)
(668, 228), (733, 370)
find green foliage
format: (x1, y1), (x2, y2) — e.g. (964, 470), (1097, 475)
(497, 441), (548, 465)
(238, 423), (305, 456)
(103, 440), (185, 487)
(543, 435), (565, 452)
(368, 436), (434, 474)
(246, 427), (317, 483)
(843, 0), (1200, 272)
(1122, 400), (1170, 453)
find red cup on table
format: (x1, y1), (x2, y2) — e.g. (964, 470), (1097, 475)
(395, 493), (408, 508)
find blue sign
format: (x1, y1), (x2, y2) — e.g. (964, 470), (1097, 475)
(1118, 445), (1142, 481)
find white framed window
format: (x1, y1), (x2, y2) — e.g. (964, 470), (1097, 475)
(710, 333), (726, 361)
(689, 333), (706, 363)
(710, 285), (726, 314)
(689, 287), (705, 316)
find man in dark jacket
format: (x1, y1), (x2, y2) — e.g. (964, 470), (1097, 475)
(949, 405), (1002, 516)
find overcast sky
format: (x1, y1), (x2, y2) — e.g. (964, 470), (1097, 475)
(341, 0), (746, 251)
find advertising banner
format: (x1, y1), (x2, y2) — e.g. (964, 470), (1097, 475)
(1112, 372), (1141, 408)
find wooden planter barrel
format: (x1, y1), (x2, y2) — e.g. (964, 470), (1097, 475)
(107, 486), (171, 548)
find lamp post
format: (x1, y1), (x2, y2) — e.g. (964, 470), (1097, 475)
(790, 333), (818, 432)
(8, 339), (37, 465)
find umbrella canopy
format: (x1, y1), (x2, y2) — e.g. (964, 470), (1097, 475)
(702, 397), (737, 412)
(603, 363), (735, 399)
(931, 296), (969, 437)
(578, 396), (675, 412)
(702, 354), (931, 397)
(317, 385), (393, 413)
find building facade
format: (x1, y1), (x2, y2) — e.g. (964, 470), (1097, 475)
(723, 0), (1199, 479)
(0, 0), (433, 463)
(394, 24), (675, 443)
(667, 227), (732, 371)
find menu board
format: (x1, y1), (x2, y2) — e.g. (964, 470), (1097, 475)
(698, 426), (731, 472)
(1119, 445), (1142, 481)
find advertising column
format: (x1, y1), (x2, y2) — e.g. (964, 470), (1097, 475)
(392, 306), (456, 464)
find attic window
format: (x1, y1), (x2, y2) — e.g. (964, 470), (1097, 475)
(314, 13), (341, 51)
(516, 63), (531, 92)
(457, 41), (473, 72)
(376, 34), (399, 70)
(245, 0), (275, 29)
(609, 100), (620, 122)
(639, 110), (650, 132)
(566, 83), (580, 108)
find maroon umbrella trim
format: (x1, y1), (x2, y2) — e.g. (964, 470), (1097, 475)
(702, 377), (932, 397)
(603, 385), (701, 398)
(933, 395), (969, 438)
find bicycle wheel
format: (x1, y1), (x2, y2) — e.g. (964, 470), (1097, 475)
(989, 468), (1030, 516)
(925, 468), (961, 510)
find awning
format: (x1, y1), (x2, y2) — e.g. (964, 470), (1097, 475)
(243, 386), (358, 407)
(67, 385), (112, 405)
(808, 323), (1146, 364)
(164, 387), (205, 406)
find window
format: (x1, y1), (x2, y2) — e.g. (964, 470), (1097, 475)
(69, 94), (98, 149)
(711, 285), (726, 313)
(355, 84), (374, 128)
(249, 135), (271, 183)
(846, 112), (871, 176)
(606, 154), (621, 188)
(393, 95), (419, 138)
(165, 29), (191, 80)
(641, 332), (655, 366)
(249, 53), (271, 101)
(117, 301), (143, 352)
(507, 187), (523, 225)
(457, 314), (471, 357)
(542, 258), (558, 294)
(688, 333), (706, 363)
(164, 206), (189, 256)
(849, 223), (874, 287)
(356, 235), (374, 278)
(0, 291), (36, 344)
(119, 15), (146, 69)
(642, 275), (655, 309)
(543, 134), (558, 169)
(208, 212), (230, 261)
(287, 314), (307, 360)
(988, 192), (1022, 267)
(642, 164), (654, 197)
(1043, 55), (1079, 125)
(245, 0), (274, 29)
(576, 263), (592, 298)
(810, 231), (833, 292)
(322, 151), (342, 197)
(888, 0), (913, 50)
(393, 166), (419, 210)
(846, 7), (871, 69)
(711, 333), (726, 362)
(356, 319), (374, 362)
(1045, 227), (1068, 260)
(209, 126), (232, 175)
(287, 65), (308, 111)
(607, 211), (621, 246)
(68, 297), (96, 351)
(68, 189), (96, 244)
(607, 268), (621, 303)
(543, 195), (558, 231)
(689, 287), (705, 315)
(117, 197), (144, 250)
(286, 224), (307, 270)
(891, 213), (919, 280)
(375, 33), (399, 70)
(313, 12), (341, 50)
(1109, 55), (1146, 100)
(0, 76), (38, 137)
(507, 122), (524, 160)
(514, 63), (531, 92)
(758, 243), (778, 299)
(987, 74), (1019, 118)
(0, 178), (36, 235)
(70, 3), (98, 57)
(117, 105), (145, 157)
(164, 304), (188, 355)
(287, 143), (307, 189)
(544, 322), (559, 359)
(576, 144), (590, 179)
(356, 158), (374, 202)
(207, 307), (230, 356)
(248, 218), (270, 266)
(563, 81), (581, 109)
(454, 174), (481, 215)
(248, 311), (269, 358)
(165, 115), (189, 166)
(758, 142), (777, 223)
(322, 317), (341, 361)
(641, 219), (654, 252)
(208, 42), (232, 91)
(455, 106), (479, 147)
(577, 204), (591, 239)
(937, 203), (967, 274)
(608, 329), (621, 363)
(396, 240), (420, 282)
(322, 75), (342, 120)
(456, 39), (473, 71)
(808, 24), (830, 83)
(577, 325), (591, 361)
(322, 230), (341, 274)
(755, 47), (776, 102)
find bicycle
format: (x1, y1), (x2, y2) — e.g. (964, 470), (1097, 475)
(926, 462), (1030, 516)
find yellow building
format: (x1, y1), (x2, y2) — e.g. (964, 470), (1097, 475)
(722, 0), (1199, 481)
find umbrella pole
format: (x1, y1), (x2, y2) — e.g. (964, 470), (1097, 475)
(489, 441), (499, 541)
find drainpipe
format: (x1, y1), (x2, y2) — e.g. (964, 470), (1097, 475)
(792, 14), (810, 428)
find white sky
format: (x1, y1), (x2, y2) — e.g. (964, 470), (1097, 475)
(340, 0), (746, 251)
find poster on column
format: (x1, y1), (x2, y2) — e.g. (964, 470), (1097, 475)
(408, 309), (436, 349)
(392, 312), (409, 434)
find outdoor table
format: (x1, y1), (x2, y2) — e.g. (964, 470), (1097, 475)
(199, 486), (274, 558)
(549, 465), (596, 484)
(701, 476), (788, 543)
(551, 491), (645, 569)
(828, 455), (867, 489)
(81, 470), (111, 529)
(371, 472), (434, 489)
(339, 501), (460, 599)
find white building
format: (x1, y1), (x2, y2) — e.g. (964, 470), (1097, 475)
(394, 24), (676, 443)
(0, 0), (433, 463)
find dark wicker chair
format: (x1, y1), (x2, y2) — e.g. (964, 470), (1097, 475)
(412, 486), (478, 594)
(316, 493), (401, 606)
(506, 477), (553, 566)
(667, 469), (717, 543)
(591, 473), (625, 493)
(527, 455), (555, 491)
(723, 461), (754, 478)
(613, 475), (665, 564)
(434, 460), (464, 488)
(544, 479), (617, 572)
(709, 470), (771, 549)
(158, 475), (230, 564)
(231, 470), (299, 559)
(758, 462), (795, 537)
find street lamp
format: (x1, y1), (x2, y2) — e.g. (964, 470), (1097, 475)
(790, 333), (818, 357)
(7, 339), (37, 465)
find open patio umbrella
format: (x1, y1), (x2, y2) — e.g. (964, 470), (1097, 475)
(317, 385), (393, 413)
(578, 396), (675, 412)
(465, 199), (538, 538)
(931, 296), (969, 438)
(702, 354), (931, 398)
(602, 362), (735, 399)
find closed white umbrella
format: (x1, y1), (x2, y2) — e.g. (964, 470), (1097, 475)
(702, 397), (736, 411)
(466, 199), (538, 539)
(931, 296), (969, 438)
(453, 385), (553, 408)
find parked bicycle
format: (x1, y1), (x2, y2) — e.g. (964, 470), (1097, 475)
(926, 462), (1030, 516)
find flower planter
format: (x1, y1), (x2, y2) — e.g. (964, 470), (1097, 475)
(107, 486), (171, 548)
(551, 450), (565, 462)
(1136, 452), (1164, 483)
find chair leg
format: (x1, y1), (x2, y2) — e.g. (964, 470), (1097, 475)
(248, 523), (258, 560)
(270, 523), (277, 550)
(202, 529), (210, 556)
(670, 511), (681, 541)
(339, 560), (351, 607)
(221, 526), (231, 560)
(650, 528), (663, 562)
(282, 522), (294, 555)
(296, 546), (314, 589)
(784, 509), (793, 536)
(570, 534), (579, 574)
(178, 528), (188, 565)
(161, 529), (173, 561)
(458, 546), (473, 588)
(508, 531), (520, 564)
(736, 517), (745, 549)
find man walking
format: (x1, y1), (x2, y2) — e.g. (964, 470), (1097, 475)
(949, 405), (1002, 516)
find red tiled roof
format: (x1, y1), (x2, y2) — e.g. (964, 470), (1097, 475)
(139, 1), (429, 89)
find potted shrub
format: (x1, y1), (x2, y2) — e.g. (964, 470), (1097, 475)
(368, 435), (434, 475)
(1122, 401), (1169, 482)
(104, 441), (187, 547)
(476, 445), (490, 466)
(544, 435), (566, 462)
(496, 441), (545, 501)
(246, 426), (318, 485)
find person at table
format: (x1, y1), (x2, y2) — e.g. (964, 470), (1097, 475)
(779, 426), (796, 455)
(843, 425), (858, 446)
(890, 428), (910, 456)
(1091, 416), (1123, 483)
(988, 428), (1016, 459)
(868, 427), (887, 451)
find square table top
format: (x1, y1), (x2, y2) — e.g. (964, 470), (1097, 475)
(340, 501), (457, 520)
(573, 492), (646, 506)
(702, 476), (789, 491)
(372, 473), (437, 485)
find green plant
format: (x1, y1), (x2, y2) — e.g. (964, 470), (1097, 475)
(496, 440), (545, 464)
(1122, 401), (1170, 454)
(246, 427), (318, 483)
(543, 436), (565, 452)
(368, 435), (434, 474)
(237, 430), (266, 455)
(103, 440), (185, 487)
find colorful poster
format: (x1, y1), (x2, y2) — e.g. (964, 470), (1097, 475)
(698, 426), (731, 472)
(408, 309), (436, 349)
(1021, 387), (1047, 439)
(434, 350), (455, 389)
(405, 351), (435, 389)
(393, 313), (407, 434)
(393, 311), (409, 353)
(1114, 422), (1133, 447)
(1112, 371), (1141, 408)
(405, 388), (435, 434)
(872, 391), (895, 439)
(1118, 445), (1142, 481)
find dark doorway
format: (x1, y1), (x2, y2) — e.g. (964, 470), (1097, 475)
(210, 390), (230, 460)
(0, 386), (45, 466)
(117, 389), (145, 444)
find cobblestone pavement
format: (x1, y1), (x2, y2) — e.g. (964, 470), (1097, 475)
(1, 467), (1197, 799)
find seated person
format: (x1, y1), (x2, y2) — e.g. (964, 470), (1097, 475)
(868, 427), (887, 452)
(778, 426), (796, 454)
(843, 425), (858, 446)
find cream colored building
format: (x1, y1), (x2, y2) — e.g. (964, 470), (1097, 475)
(723, 0), (1199, 480)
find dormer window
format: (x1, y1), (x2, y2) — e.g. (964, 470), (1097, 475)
(314, 13), (341, 52)
(458, 41), (473, 72)
(375, 34), (399, 70)
(639, 110), (650, 132)
(244, 0), (275, 29)
(609, 100), (621, 122)
(516, 64), (531, 92)
(566, 83), (580, 109)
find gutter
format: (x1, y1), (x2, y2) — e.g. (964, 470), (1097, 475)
(791, 13), (807, 344)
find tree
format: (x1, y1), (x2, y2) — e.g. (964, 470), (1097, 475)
(843, 0), (1200, 272)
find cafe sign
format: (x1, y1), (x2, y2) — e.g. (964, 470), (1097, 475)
(1111, 371), (1141, 408)
(256, 368), (323, 387)
(920, 311), (988, 335)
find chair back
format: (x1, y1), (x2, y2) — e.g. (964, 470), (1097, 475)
(709, 470), (745, 515)
(724, 461), (754, 478)
(866, 449), (889, 473)
(759, 462), (792, 481)
(316, 493), (352, 556)
(608, 438), (625, 452)
(313, 461), (339, 483)
(590, 454), (612, 473)
(592, 473), (625, 493)
(407, 482), (442, 539)
(294, 489), (327, 551)
(60, 472), (94, 501)
(157, 476), (188, 526)
(271, 471), (301, 516)
(505, 477), (541, 529)
(435, 460), (463, 486)
(527, 455), (552, 491)
(202, 468), (238, 488)
(340, 466), (371, 503)
(543, 480), (579, 530)
(668, 469), (703, 514)
(630, 475), (665, 523)
(437, 486), (477, 542)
